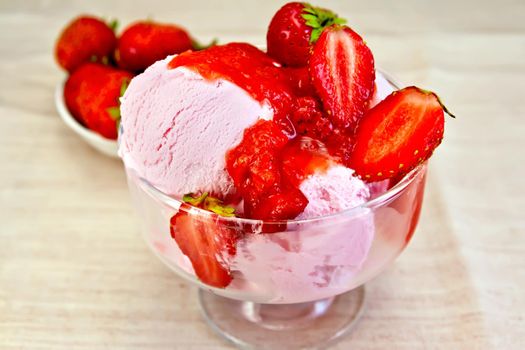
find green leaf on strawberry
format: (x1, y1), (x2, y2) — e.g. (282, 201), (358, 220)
(204, 197), (236, 217)
(182, 192), (209, 206)
(191, 38), (219, 51)
(108, 19), (119, 32)
(301, 4), (347, 43)
(120, 78), (130, 97)
(106, 106), (120, 120)
(105, 78), (131, 128)
(182, 192), (236, 217)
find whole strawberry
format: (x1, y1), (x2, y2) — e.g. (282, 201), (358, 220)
(64, 63), (133, 139)
(267, 2), (346, 67)
(55, 15), (117, 73)
(116, 21), (193, 72)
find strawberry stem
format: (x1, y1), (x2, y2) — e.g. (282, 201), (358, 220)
(417, 87), (456, 119)
(192, 38), (218, 51)
(436, 95), (456, 119)
(108, 19), (119, 32)
(301, 4), (347, 43)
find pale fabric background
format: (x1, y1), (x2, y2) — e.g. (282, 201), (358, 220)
(0, 0), (524, 349)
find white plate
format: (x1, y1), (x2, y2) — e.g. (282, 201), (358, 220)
(55, 81), (119, 158)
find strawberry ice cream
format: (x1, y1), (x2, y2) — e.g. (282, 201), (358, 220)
(119, 47), (393, 205)
(228, 210), (374, 302)
(297, 164), (370, 219)
(119, 55), (273, 197)
(119, 42), (412, 302)
(119, 5), (449, 347)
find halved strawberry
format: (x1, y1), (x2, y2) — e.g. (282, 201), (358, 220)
(170, 203), (239, 288)
(309, 25), (375, 131)
(349, 86), (453, 182)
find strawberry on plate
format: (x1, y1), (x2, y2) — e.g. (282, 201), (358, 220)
(267, 2), (346, 67)
(310, 25), (375, 131)
(349, 86), (454, 182)
(55, 15), (117, 73)
(116, 21), (193, 72)
(170, 193), (239, 288)
(64, 63), (133, 139)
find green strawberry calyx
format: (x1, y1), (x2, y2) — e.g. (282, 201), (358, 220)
(192, 38), (219, 51)
(106, 78), (131, 127)
(302, 4), (347, 43)
(108, 19), (119, 32)
(182, 192), (236, 217)
(183, 192), (209, 206)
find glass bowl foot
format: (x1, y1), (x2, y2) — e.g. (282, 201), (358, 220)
(198, 286), (366, 349)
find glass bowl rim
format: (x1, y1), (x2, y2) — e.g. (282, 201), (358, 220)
(130, 162), (426, 226)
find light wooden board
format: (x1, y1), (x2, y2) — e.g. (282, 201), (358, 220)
(1, 0), (524, 348)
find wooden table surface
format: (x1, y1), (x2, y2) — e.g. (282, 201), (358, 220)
(1, 0), (524, 349)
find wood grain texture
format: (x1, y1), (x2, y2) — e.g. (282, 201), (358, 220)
(0, 0), (524, 349)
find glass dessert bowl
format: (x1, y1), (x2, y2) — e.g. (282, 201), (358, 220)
(124, 162), (427, 349)
(117, 5), (452, 347)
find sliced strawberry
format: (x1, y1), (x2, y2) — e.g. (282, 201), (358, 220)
(349, 86), (451, 182)
(170, 204), (239, 288)
(310, 25), (375, 131)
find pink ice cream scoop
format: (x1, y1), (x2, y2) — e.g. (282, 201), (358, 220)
(228, 162), (376, 302)
(119, 55), (274, 197)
